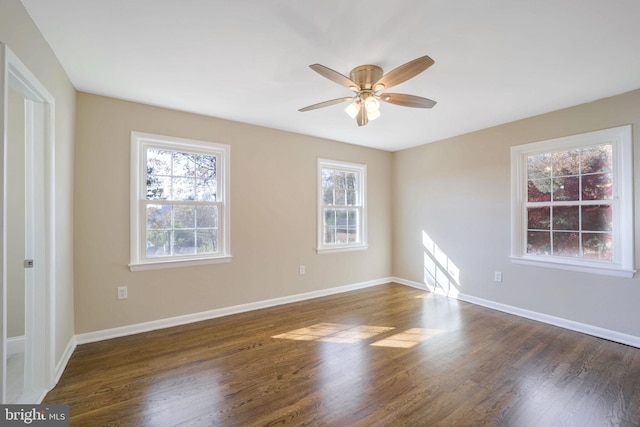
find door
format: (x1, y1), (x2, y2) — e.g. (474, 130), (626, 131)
(5, 80), (28, 403)
(1, 43), (54, 403)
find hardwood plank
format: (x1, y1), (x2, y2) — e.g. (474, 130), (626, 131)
(43, 283), (640, 426)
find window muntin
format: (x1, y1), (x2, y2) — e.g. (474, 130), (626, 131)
(130, 132), (230, 270)
(318, 159), (367, 252)
(511, 125), (634, 278)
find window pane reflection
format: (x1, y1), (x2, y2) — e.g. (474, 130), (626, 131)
(553, 232), (579, 257)
(582, 233), (613, 260)
(582, 205), (612, 231)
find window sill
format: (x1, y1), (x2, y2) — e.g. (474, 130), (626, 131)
(129, 255), (232, 272)
(316, 245), (368, 254)
(510, 256), (635, 278)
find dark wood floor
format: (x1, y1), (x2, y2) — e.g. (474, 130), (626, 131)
(44, 283), (640, 426)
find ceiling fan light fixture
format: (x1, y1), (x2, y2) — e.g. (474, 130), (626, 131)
(367, 109), (381, 121)
(345, 101), (361, 119)
(364, 96), (380, 113)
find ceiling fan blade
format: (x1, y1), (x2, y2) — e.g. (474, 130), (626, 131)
(309, 64), (360, 91)
(379, 93), (437, 108)
(356, 106), (368, 126)
(298, 97), (354, 112)
(373, 55), (435, 91)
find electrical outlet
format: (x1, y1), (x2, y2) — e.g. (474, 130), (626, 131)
(117, 286), (128, 299)
(494, 272), (503, 282)
(299, 265), (306, 275)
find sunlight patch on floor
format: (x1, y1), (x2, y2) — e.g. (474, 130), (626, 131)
(414, 292), (436, 299)
(272, 323), (395, 344)
(370, 328), (444, 348)
(273, 323), (444, 348)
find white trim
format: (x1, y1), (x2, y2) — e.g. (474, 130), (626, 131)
(47, 276), (640, 392)
(456, 292), (640, 349)
(130, 131), (231, 271)
(317, 158), (367, 253)
(391, 276), (429, 291)
(32, 336), (75, 404)
(510, 255), (635, 278)
(76, 277), (393, 344)
(1, 43), (7, 405)
(53, 336), (76, 386)
(392, 276), (640, 349)
(1, 43), (56, 403)
(129, 255), (231, 271)
(5, 336), (24, 356)
(510, 125), (635, 277)
(316, 245), (369, 255)
(392, 274), (454, 297)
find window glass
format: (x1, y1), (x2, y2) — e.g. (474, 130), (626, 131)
(143, 149), (219, 259)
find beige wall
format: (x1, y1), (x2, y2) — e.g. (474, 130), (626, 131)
(393, 89), (640, 337)
(1, 0), (76, 368)
(73, 93), (392, 334)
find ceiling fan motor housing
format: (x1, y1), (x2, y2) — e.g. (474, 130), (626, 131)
(349, 65), (383, 90)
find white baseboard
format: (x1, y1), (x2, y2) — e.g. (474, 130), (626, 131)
(35, 335), (77, 404)
(6, 335), (25, 356)
(76, 277), (394, 345)
(393, 276), (640, 349)
(59, 274), (637, 400)
(391, 277), (429, 291)
(35, 390), (49, 405)
(391, 277), (433, 291)
(54, 335), (77, 384)
(456, 293), (640, 348)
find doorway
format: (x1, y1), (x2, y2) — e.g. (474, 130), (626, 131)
(1, 43), (55, 403)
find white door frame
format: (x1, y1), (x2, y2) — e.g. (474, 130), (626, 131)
(0, 43), (56, 403)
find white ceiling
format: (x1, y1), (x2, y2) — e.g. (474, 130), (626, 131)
(20, 0), (640, 151)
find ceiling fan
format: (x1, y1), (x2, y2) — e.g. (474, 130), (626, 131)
(299, 55), (437, 126)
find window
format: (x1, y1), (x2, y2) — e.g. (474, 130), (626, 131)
(317, 159), (367, 253)
(511, 125), (634, 277)
(130, 132), (230, 271)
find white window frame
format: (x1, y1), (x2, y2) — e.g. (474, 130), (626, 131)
(510, 125), (634, 278)
(317, 158), (368, 253)
(129, 131), (231, 271)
